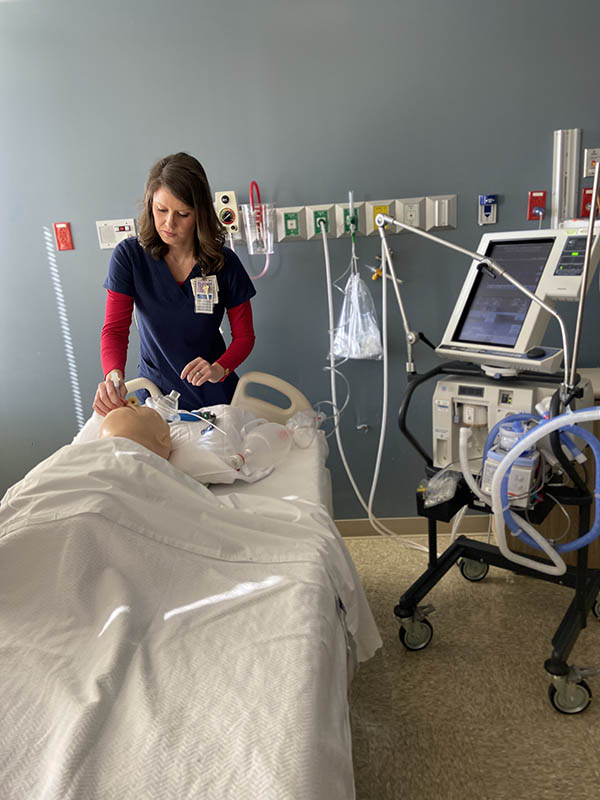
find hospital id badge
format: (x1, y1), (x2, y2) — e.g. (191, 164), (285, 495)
(205, 274), (219, 303)
(192, 278), (213, 314)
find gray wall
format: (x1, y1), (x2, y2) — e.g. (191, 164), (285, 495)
(2, 0), (599, 519)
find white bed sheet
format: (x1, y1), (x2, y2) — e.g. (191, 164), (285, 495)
(0, 439), (381, 800)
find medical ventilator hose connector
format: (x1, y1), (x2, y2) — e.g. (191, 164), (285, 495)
(145, 390), (181, 423)
(458, 427), (491, 506)
(490, 406), (600, 576)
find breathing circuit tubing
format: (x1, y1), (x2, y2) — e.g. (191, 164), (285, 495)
(490, 406), (600, 576)
(319, 215), (427, 551)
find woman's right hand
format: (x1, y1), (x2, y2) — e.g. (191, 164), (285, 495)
(93, 370), (127, 417)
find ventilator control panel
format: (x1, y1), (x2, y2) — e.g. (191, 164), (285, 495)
(554, 235), (588, 276)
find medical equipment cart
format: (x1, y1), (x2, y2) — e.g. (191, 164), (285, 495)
(394, 360), (600, 715)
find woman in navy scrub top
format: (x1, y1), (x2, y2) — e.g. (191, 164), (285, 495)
(93, 153), (256, 416)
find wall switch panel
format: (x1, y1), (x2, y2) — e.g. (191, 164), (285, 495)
(395, 197), (426, 230)
(364, 200), (394, 235)
(335, 202), (366, 237)
(306, 204), (336, 239)
(276, 206), (308, 242)
(425, 195), (457, 230)
(96, 218), (137, 250)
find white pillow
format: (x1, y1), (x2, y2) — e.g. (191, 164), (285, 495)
(71, 412), (104, 444)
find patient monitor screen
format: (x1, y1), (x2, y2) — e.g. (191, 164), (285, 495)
(453, 238), (555, 347)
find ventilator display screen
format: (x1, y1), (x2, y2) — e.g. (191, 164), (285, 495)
(453, 238), (555, 347)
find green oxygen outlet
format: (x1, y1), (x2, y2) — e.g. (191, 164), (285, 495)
(284, 212), (300, 236)
(313, 210), (329, 234)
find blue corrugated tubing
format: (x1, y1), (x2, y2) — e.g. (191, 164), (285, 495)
(502, 423), (600, 553)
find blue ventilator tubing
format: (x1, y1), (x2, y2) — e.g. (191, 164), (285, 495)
(501, 420), (600, 553)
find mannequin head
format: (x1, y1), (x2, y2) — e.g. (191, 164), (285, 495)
(98, 406), (172, 459)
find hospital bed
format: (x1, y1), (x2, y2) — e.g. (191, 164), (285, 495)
(0, 372), (381, 800)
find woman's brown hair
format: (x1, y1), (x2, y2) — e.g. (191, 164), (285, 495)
(138, 152), (225, 272)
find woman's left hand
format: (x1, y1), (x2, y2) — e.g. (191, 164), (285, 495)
(181, 357), (225, 386)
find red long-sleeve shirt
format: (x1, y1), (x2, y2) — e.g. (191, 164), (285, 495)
(101, 289), (255, 379)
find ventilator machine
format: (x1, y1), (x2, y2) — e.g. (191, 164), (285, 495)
(361, 166), (600, 714)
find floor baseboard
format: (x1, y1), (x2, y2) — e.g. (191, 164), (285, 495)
(335, 514), (491, 537)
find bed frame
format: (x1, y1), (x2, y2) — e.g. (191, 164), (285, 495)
(124, 371), (312, 424)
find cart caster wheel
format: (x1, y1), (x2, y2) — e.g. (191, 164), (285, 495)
(458, 558), (489, 582)
(592, 595), (600, 620)
(548, 680), (592, 714)
(399, 618), (433, 651)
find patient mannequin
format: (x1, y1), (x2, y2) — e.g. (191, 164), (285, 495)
(98, 406), (172, 460)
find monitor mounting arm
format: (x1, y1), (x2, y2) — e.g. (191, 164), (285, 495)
(375, 213), (573, 400)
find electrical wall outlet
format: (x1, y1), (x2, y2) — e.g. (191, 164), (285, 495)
(580, 187), (594, 218)
(395, 197), (426, 230)
(53, 222), (74, 251)
(306, 204), (336, 239)
(276, 206), (307, 242)
(527, 190), (547, 222)
(334, 202), (366, 237)
(425, 195), (457, 230)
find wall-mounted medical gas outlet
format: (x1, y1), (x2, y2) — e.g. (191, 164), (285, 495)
(276, 207), (308, 242)
(395, 197), (426, 230)
(583, 148), (600, 179)
(365, 201), (395, 235)
(272, 193), (457, 241)
(335, 202), (366, 237)
(526, 190), (547, 222)
(306, 205), (336, 239)
(53, 222), (74, 251)
(425, 195), (457, 231)
(478, 195), (497, 226)
(214, 191), (241, 236)
(96, 218), (137, 250)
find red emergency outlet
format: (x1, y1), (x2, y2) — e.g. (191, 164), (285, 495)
(53, 222), (74, 251)
(580, 187), (595, 218)
(527, 191), (547, 222)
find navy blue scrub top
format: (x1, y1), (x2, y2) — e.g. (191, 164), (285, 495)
(103, 237), (256, 410)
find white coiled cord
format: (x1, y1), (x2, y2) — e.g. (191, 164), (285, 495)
(43, 226), (85, 430)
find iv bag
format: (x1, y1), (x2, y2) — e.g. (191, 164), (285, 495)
(332, 272), (383, 360)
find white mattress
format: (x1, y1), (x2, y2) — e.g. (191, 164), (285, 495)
(211, 430), (333, 513)
(0, 439), (381, 800)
